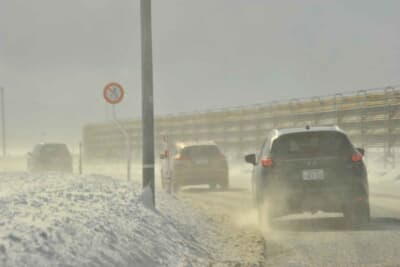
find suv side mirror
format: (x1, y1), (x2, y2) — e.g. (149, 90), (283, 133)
(245, 154), (256, 165)
(356, 148), (365, 156)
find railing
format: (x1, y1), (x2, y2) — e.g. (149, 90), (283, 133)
(83, 85), (400, 167)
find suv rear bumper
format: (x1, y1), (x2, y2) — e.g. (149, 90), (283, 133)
(174, 169), (228, 186)
(263, 186), (368, 214)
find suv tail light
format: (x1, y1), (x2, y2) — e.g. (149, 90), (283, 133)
(261, 157), (273, 168)
(175, 154), (189, 160)
(351, 153), (362, 162)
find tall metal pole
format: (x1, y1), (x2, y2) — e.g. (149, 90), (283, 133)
(141, 0), (155, 207)
(1, 87), (6, 157)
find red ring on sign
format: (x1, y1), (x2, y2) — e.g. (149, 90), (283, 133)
(103, 82), (125, 104)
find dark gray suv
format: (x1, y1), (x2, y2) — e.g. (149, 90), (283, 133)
(28, 143), (73, 173)
(245, 126), (369, 228)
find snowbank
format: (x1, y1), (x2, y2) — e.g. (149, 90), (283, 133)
(0, 173), (213, 267)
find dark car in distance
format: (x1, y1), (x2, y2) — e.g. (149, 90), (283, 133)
(28, 143), (73, 173)
(245, 126), (369, 228)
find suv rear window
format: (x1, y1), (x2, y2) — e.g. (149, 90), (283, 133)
(40, 144), (70, 158)
(182, 146), (221, 159)
(271, 131), (352, 159)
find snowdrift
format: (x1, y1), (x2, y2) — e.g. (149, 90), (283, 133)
(0, 173), (212, 267)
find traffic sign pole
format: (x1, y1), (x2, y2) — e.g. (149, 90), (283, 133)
(1, 87), (6, 157)
(141, 0), (155, 208)
(110, 106), (132, 182)
(102, 82), (131, 181)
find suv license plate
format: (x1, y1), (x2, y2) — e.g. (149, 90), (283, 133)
(195, 159), (208, 165)
(302, 169), (324, 181)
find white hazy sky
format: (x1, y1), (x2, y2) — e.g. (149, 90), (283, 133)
(0, 0), (400, 152)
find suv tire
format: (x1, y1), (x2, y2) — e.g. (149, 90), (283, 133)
(344, 201), (370, 229)
(257, 202), (274, 229)
(209, 183), (217, 190)
(172, 179), (180, 193)
(219, 178), (229, 191)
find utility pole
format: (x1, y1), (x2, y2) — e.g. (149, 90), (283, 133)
(1, 87), (6, 157)
(141, 0), (155, 208)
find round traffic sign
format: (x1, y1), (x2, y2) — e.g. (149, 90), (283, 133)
(103, 82), (125, 104)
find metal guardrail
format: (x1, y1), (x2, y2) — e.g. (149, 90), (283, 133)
(83, 85), (400, 167)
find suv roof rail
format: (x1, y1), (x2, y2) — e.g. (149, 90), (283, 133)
(271, 125), (344, 138)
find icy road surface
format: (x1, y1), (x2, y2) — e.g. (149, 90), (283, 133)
(180, 169), (400, 267)
(0, 172), (216, 267)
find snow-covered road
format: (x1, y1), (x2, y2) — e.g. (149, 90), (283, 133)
(0, 172), (217, 267)
(180, 168), (400, 267)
